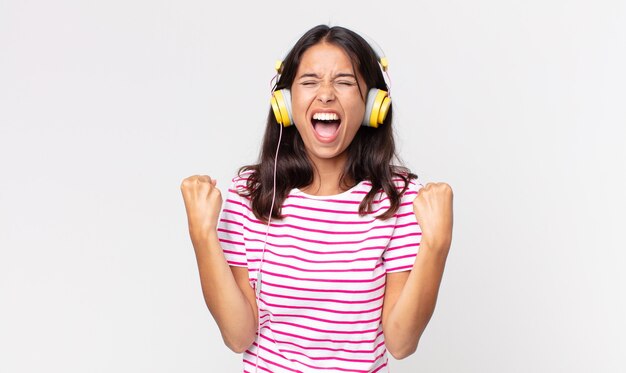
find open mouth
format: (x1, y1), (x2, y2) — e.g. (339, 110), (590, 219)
(311, 112), (341, 139)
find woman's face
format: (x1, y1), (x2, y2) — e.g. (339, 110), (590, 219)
(290, 42), (367, 166)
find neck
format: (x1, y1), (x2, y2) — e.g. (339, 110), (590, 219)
(301, 153), (354, 196)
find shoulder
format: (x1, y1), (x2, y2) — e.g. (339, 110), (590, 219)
(230, 169), (256, 194)
(356, 172), (422, 200)
(391, 171), (423, 197)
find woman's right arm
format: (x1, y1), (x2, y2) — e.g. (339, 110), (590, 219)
(180, 175), (258, 353)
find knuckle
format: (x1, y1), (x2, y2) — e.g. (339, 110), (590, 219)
(181, 177), (192, 188)
(440, 182), (453, 193)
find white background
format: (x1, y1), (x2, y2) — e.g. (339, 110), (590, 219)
(1, 0), (625, 372)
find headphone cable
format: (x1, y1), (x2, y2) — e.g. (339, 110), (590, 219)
(254, 122), (282, 372)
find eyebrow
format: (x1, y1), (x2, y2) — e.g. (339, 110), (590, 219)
(297, 72), (357, 79)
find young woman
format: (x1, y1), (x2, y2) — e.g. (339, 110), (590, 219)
(181, 24), (453, 372)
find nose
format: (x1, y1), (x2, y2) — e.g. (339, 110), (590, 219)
(317, 82), (336, 103)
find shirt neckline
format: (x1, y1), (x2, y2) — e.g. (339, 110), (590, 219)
(292, 180), (366, 200)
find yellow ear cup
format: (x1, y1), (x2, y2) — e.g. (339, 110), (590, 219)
(377, 95), (391, 124)
(270, 89), (293, 127)
(364, 89), (390, 128)
(270, 94), (283, 125)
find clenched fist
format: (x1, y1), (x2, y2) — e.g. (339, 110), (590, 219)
(412, 182), (454, 253)
(180, 175), (223, 245)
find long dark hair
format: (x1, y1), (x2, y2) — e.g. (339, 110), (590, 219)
(239, 24), (417, 223)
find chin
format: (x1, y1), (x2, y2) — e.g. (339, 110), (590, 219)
(307, 146), (348, 161)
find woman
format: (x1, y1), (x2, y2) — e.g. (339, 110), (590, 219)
(181, 24), (453, 372)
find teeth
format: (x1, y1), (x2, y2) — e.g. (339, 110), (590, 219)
(313, 112), (339, 121)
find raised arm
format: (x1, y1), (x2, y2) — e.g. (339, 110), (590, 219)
(180, 175), (258, 353)
(382, 182), (454, 359)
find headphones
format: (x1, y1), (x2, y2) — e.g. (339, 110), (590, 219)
(270, 32), (392, 129)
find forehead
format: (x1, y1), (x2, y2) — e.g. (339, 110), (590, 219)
(297, 42), (357, 74)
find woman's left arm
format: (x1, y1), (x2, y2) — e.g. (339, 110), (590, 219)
(382, 182), (454, 359)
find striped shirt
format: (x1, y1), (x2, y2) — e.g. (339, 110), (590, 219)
(217, 171), (423, 373)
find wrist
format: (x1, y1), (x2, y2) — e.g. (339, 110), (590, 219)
(419, 238), (451, 256)
(413, 242), (449, 272)
(190, 226), (219, 249)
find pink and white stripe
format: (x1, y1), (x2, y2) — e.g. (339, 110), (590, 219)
(218, 171), (422, 372)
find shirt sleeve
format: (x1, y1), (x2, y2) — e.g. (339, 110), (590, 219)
(216, 175), (250, 267)
(382, 179), (423, 273)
